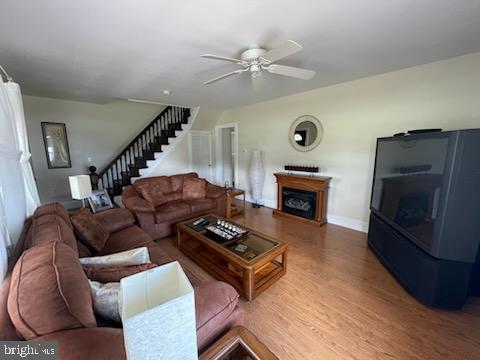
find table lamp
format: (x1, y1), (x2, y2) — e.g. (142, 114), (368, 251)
(120, 261), (198, 360)
(68, 175), (92, 207)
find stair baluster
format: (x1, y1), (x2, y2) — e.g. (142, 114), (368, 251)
(95, 106), (191, 198)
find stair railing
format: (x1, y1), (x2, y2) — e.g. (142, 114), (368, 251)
(96, 105), (191, 197)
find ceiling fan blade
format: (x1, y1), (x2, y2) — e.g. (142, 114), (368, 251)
(200, 54), (247, 65)
(204, 69), (248, 85)
(260, 40), (303, 63)
(266, 64), (315, 80)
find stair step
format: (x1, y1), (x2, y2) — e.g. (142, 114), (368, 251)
(127, 166), (140, 177)
(142, 150), (156, 160)
(161, 129), (176, 138)
(168, 123), (182, 131)
(134, 157), (147, 168)
(149, 141), (164, 151)
(153, 136), (169, 145)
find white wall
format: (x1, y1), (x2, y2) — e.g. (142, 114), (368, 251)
(217, 52), (480, 232)
(23, 96), (165, 205)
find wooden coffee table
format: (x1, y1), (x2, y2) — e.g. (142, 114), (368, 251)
(177, 215), (287, 301)
(200, 326), (278, 360)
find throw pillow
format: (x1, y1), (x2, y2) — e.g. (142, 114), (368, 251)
(79, 247), (150, 268)
(183, 178), (207, 200)
(7, 242), (96, 340)
(89, 281), (121, 323)
(133, 180), (168, 207)
(71, 208), (109, 252)
(84, 263), (157, 283)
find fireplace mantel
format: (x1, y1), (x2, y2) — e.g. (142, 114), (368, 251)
(273, 173), (331, 225)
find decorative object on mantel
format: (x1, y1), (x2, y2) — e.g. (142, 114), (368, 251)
(41, 122), (72, 168)
(69, 175), (92, 207)
(273, 173), (331, 225)
(289, 115), (324, 152)
(120, 261), (197, 360)
(284, 164), (319, 173)
(249, 149), (265, 208)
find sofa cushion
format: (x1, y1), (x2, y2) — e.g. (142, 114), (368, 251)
(77, 241), (93, 258)
(170, 172), (197, 192)
(100, 226), (152, 255)
(194, 282), (239, 347)
(71, 208), (110, 252)
(135, 183), (167, 207)
(133, 176), (172, 207)
(84, 263), (157, 283)
(94, 208), (136, 234)
(30, 214), (78, 254)
(184, 199), (216, 214)
(7, 242), (96, 339)
(183, 178), (207, 200)
(164, 191), (183, 203)
(33, 202), (72, 229)
(35, 327), (126, 360)
(154, 202), (191, 223)
(0, 275), (20, 341)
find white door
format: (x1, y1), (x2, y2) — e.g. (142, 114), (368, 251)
(189, 131), (213, 181)
(215, 123), (239, 187)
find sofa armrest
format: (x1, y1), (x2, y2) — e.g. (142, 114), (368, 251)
(206, 183), (226, 199)
(122, 195), (155, 213)
(94, 208), (136, 233)
(35, 327), (125, 360)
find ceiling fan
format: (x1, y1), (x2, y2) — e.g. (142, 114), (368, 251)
(201, 40), (315, 85)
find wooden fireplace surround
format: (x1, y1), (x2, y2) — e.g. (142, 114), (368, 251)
(273, 173), (331, 225)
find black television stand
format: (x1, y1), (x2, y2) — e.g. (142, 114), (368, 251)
(368, 213), (475, 309)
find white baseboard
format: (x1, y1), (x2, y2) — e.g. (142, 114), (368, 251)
(326, 214), (369, 233)
(244, 194), (368, 233)
(244, 194), (276, 209)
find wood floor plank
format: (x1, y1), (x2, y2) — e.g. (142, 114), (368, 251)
(159, 204), (480, 359)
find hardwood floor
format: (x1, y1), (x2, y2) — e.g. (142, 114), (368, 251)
(160, 204), (480, 359)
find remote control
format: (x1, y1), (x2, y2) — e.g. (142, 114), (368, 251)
(193, 218), (206, 226)
(235, 244), (248, 253)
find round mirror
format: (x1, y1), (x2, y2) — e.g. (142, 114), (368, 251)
(289, 115), (324, 152)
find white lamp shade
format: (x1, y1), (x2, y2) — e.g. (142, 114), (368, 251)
(120, 261), (198, 360)
(68, 175), (92, 199)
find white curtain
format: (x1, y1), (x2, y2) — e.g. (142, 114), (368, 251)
(6, 82), (41, 214)
(0, 78), (40, 279)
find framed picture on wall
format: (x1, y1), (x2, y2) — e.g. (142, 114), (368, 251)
(41, 122), (72, 169)
(87, 189), (114, 213)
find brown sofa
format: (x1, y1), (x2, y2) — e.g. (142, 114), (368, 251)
(0, 202), (243, 360)
(122, 172), (226, 240)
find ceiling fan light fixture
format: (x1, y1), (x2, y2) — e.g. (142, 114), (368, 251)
(251, 70), (262, 79)
(201, 40), (315, 85)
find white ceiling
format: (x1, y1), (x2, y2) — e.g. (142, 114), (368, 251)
(1, 0), (480, 108)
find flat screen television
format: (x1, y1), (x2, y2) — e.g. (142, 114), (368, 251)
(370, 130), (480, 263)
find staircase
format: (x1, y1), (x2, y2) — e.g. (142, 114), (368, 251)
(97, 105), (191, 197)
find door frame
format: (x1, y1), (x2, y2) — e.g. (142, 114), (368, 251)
(214, 123), (239, 187)
(188, 130), (213, 182)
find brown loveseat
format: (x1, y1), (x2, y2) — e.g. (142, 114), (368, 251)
(0, 203), (243, 360)
(122, 172), (226, 240)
